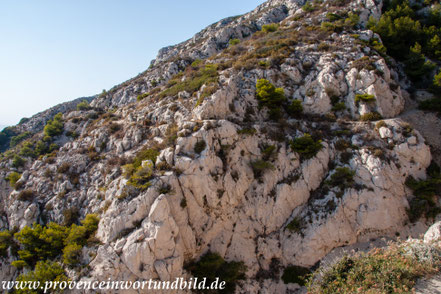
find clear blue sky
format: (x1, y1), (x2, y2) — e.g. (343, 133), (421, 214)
(0, 0), (265, 126)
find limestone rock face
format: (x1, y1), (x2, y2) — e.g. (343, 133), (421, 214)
(0, 0), (439, 292)
(424, 222), (441, 243)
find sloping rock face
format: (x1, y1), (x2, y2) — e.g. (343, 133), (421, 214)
(0, 0), (437, 292)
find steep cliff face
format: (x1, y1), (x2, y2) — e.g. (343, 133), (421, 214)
(1, 0), (440, 292)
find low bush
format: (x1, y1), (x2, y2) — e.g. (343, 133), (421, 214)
(419, 97), (441, 114)
(5, 172), (21, 187)
(17, 190), (34, 202)
(229, 38), (240, 46)
(0, 230), (13, 258)
(262, 23), (278, 33)
(10, 131), (32, 147)
(282, 265), (311, 285)
(354, 94), (376, 105)
(10, 214), (99, 269)
(290, 134), (323, 160)
(286, 217), (304, 234)
(186, 252), (246, 293)
(307, 241), (441, 293)
(194, 140), (206, 154)
(63, 243), (82, 266)
(237, 128), (257, 135)
(360, 112), (382, 121)
(250, 159), (274, 178)
(12, 154), (26, 168)
(44, 113), (64, 138)
(76, 100), (90, 111)
(256, 79), (286, 119)
(160, 64), (218, 98)
(327, 167), (355, 190)
(287, 100), (303, 117)
(16, 260), (68, 294)
(332, 102), (346, 112)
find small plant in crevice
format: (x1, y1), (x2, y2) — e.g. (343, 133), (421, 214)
(286, 217), (305, 236)
(326, 167), (355, 192)
(194, 140), (207, 154)
(354, 94), (376, 106)
(250, 159), (274, 179)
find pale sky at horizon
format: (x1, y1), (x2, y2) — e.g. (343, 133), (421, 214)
(0, 0), (265, 126)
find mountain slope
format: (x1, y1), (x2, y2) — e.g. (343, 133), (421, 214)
(1, 0), (441, 293)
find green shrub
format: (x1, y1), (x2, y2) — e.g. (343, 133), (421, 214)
(229, 38), (240, 46)
(332, 102), (346, 112)
(17, 190), (34, 202)
(375, 120), (387, 129)
(354, 94), (376, 105)
(406, 176), (441, 199)
(19, 141), (36, 158)
(0, 230), (13, 257)
(262, 23), (279, 33)
(191, 59), (203, 68)
(419, 97), (441, 114)
(186, 252), (246, 293)
(63, 243), (82, 266)
(160, 64), (218, 98)
(287, 100), (303, 117)
(14, 222), (69, 266)
(35, 140), (49, 156)
(360, 112), (382, 121)
(282, 265), (311, 285)
(5, 171), (21, 187)
(335, 139), (351, 151)
(44, 113), (64, 138)
(262, 145), (276, 161)
(12, 214), (99, 269)
(367, 1), (440, 83)
(404, 42), (435, 82)
(237, 128), (257, 135)
(435, 70), (441, 88)
(302, 1), (315, 12)
(327, 167), (355, 190)
(194, 140), (206, 154)
(127, 162), (153, 191)
(137, 92), (149, 101)
(250, 160), (274, 178)
(12, 154), (26, 168)
(290, 134), (323, 160)
(286, 217), (304, 234)
(16, 260), (68, 294)
(307, 241), (441, 294)
(81, 214), (99, 234)
(10, 131), (32, 147)
(256, 79), (286, 119)
(76, 100), (90, 111)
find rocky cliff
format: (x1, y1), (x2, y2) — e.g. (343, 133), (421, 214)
(1, 0), (441, 293)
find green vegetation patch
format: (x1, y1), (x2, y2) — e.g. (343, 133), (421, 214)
(282, 265), (311, 285)
(122, 148), (160, 191)
(307, 241), (441, 293)
(256, 79), (287, 119)
(186, 252), (246, 293)
(160, 64), (219, 98)
(290, 134), (323, 160)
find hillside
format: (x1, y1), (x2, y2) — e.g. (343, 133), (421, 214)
(1, 0), (441, 293)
